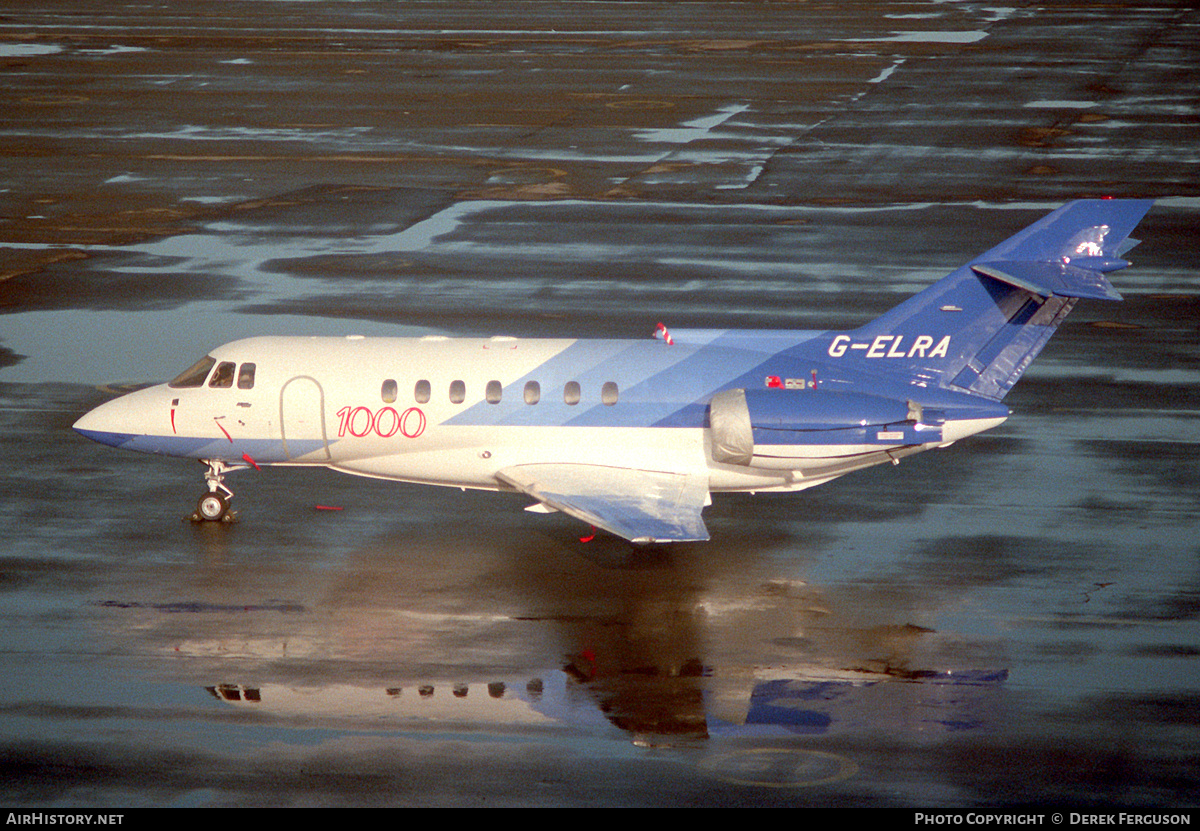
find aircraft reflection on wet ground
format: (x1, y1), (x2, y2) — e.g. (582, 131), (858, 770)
(94, 523), (1009, 751)
(200, 666), (1008, 747)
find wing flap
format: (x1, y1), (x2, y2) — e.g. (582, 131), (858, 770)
(497, 464), (710, 543)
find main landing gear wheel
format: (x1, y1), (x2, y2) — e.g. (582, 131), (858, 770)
(188, 459), (240, 523)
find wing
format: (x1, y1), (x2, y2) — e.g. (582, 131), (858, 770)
(496, 464), (710, 544)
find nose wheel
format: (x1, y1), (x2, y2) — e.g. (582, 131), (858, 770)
(188, 459), (240, 523)
(195, 491), (231, 521)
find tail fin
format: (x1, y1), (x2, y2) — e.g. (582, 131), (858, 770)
(848, 199), (1153, 400)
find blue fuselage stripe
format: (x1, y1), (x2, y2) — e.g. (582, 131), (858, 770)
(443, 332), (825, 429)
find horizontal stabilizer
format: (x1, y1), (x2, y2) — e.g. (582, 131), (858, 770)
(970, 260), (1122, 301)
(497, 463), (710, 543)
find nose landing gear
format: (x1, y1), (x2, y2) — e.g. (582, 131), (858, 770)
(188, 459), (241, 523)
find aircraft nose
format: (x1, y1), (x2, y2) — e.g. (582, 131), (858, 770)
(73, 392), (143, 448)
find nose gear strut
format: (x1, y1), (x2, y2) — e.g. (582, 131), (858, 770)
(188, 459), (243, 523)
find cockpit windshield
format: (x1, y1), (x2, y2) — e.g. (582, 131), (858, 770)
(168, 356), (217, 389)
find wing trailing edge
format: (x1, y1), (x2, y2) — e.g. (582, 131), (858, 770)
(497, 464), (710, 543)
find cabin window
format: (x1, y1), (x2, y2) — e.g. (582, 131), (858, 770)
(168, 356), (216, 389)
(381, 379), (397, 403)
(414, 379), (430, 404)
(237, 363), (256, 390)
(523, 381), (540, 405)
(449, 380), (466, 404)
(601, 381), (618, 406)
(485, 380), (502, 404)
(564, 381), (581, 405)
(208, 361), (236, 389)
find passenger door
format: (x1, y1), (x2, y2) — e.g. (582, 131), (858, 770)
(279, 376), (331, 461)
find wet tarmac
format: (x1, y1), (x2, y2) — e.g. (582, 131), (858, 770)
(1, 0), (1199, 809)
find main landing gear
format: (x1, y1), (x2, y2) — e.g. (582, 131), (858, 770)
(188, 459), (240, 523)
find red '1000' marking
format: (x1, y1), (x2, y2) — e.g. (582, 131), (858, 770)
(336, 406), (426, 439)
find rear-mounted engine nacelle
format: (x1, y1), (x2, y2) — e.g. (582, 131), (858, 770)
(708, 388), (945, 465)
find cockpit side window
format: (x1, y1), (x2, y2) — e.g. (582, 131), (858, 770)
(208, 361), (236, 389)
(168, 356), (217, 389)
(237, 363), (256, 390)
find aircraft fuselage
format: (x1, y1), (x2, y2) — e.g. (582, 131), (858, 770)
(75, 332), (1005, 497)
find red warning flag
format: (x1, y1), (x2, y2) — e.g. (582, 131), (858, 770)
(654, 322), (674, 346)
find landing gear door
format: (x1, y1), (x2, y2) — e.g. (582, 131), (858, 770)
(280, 376), (331, 461)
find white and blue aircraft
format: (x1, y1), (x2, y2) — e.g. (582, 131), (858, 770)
(74, 199), (1153, 542)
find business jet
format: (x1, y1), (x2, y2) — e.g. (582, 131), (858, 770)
(73, 199), (1153, 543)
